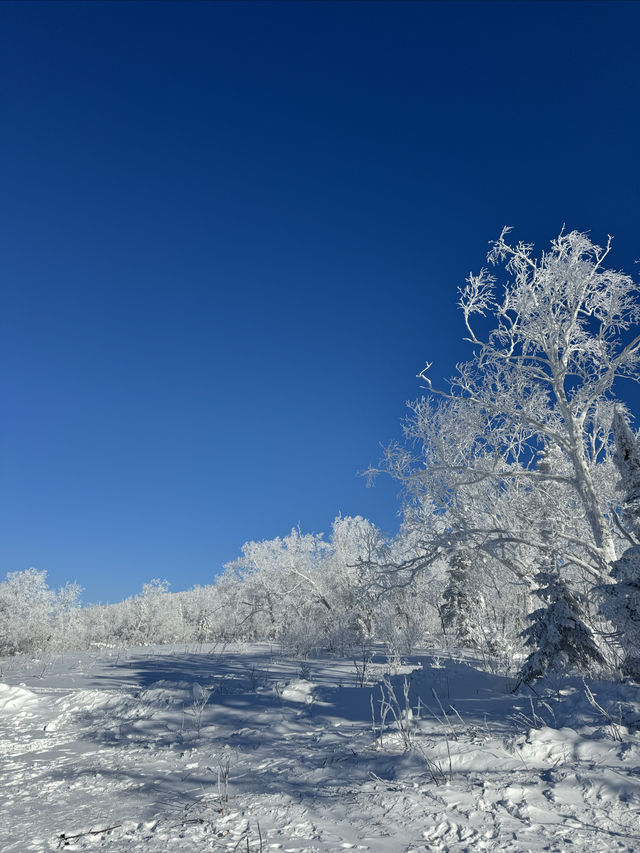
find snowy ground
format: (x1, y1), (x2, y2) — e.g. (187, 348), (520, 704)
(2, 642), (640, 852)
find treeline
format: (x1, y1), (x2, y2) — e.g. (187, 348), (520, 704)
(0, 517), (443, 659)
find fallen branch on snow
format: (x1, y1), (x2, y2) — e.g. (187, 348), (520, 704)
(59, 824), (121, 844)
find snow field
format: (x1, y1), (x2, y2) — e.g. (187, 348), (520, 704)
(1, 643), (639, 852)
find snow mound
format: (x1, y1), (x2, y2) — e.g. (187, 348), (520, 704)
(279, 679), (315, 703)
(0, 683), (39, 714)
(518, 725), (619, 765)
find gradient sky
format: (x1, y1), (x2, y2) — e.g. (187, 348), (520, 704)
(2, 1), (640, 603)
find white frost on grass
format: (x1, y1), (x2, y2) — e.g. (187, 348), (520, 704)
(0, 644), (639, 852)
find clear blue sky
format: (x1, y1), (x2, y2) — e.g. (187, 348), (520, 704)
(2, 1), (639, 603)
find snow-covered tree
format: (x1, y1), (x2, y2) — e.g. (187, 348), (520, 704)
(599, 546), (640, 680)
(131, 579), (185, 644)
(225, 527), (333, 651)
(176, 584), (225, 644)
(517, 565), (604, 687)
(0, 569), (82, 655)
(326, 515), (389, 649)
(598, 410), (640, 679)
(49, 580), (83, 651)
(612, 409), (640, 539)
(0, 569), (54, 654)
(440, 552), (477, 647)
(382, 228), (640, 583)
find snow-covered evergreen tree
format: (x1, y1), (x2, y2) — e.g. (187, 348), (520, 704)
(599, 546), (640, 680)
(441, 552), (477, 648)
(517, 565), (604, 687)
(612, 409), (640, 539)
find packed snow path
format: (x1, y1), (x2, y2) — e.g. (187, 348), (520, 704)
(1, 643), (640, 852)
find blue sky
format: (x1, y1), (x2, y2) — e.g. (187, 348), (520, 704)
(2, 1), (640, 603)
